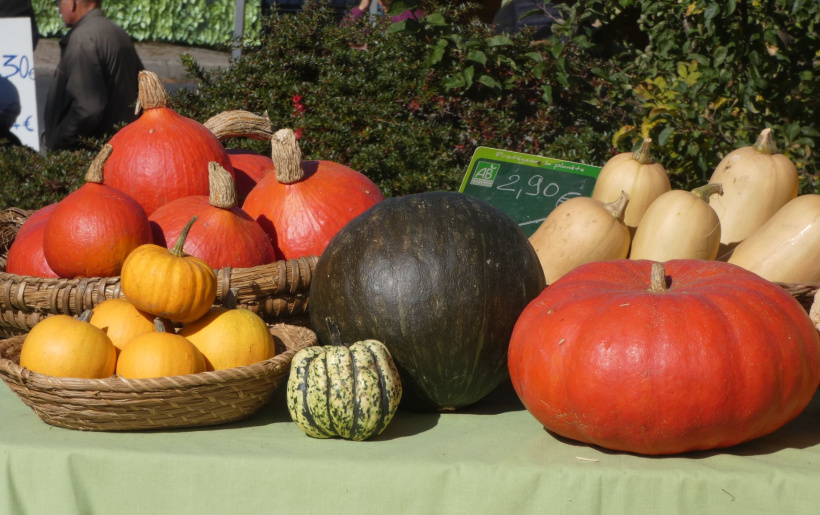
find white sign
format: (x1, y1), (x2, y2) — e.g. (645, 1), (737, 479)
(0, 17), (39, 151)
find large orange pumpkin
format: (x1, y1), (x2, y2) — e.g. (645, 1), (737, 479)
(508, 259), (820, 455)
(242, 129), (384, 260)
(149, 162), (277, 268)
(42, 145), (153, 278)
(103, 71), (235, 216)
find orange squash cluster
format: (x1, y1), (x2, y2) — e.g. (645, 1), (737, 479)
(19, 216), (277, 379)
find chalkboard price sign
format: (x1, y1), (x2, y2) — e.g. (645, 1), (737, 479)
(459, 147), (602, 237)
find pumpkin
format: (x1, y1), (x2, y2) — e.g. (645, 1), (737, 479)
(116, 318), (206, 379)
(591, 138), (671, 237)
(20, 310), (116, 379)
(13, 203), (58, 241)
(508, 259), (820, 455)
(120, 216), (217, 324)
(629, 183), (723, 261)
(179, 291), (275, 370)
(286, 317), (402, 441)
(149, 162), (277, 268)
(242, 128), (384, 260)
(6, 212), (58, 278)
(708, 128), (798, 257)
(88, 298), (156, 353)
(728, 194), (820, 283)
(103, 71), (235, 216)
(529, 191), (630, 284)
(309, 191), (546, 411)
(42, 144), (153, 278)
(203, 110), (276, 203)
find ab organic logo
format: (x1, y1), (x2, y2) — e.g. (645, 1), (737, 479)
(470, 161), (499, 187)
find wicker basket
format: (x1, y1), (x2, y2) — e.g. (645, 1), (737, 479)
(0, 208), (317, 337)
(0, 323), (316, 431)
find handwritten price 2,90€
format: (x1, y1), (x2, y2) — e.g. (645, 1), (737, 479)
(2, 54), (35, 80)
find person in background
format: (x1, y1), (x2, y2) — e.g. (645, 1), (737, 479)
(342, 0), (422, 25)
(42, 0), (144, 151)
(0, 76), (23, 147)
(0, 0), (39, 49)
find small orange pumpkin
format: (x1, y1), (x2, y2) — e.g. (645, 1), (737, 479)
(88, 298), (156, 353)
(20, 310), (116, 379)
(116, 318), (206, 379)
(120, 216), (217, 323)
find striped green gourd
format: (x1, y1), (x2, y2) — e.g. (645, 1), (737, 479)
(286, 318), (402, 441)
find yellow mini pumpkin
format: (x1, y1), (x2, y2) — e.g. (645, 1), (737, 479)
(179, 300), (275, 371)
(89, 298), (156, 353)
(120, 216), (217, 323)
(116, 318), (206, 379)
(20, 310), (116, 379)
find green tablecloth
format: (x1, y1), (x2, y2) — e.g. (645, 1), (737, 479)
(1, 379), (818, 515)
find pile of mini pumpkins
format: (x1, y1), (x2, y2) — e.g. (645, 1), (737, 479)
(18, 215), (277, 379)
(5, 70), (384, 279)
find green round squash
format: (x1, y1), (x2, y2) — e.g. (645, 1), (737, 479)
(286, 319), (402, 441)
(309, 191), (546, 411)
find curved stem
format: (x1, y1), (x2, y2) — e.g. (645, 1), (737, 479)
(78, 309), (94, 323)
(691, 183), (723, 202)
(135, 70), (170, 115)
(171, 216), (197, 257)
(603, 190), (630, 222)
(203, 110), (274, 141)
(632, 138), (655, 165)
(84, 144), (113, 184)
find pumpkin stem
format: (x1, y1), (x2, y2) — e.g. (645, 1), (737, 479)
(84, 144), (113, 184)
(152, 317), (170, 333)
(135, 70), (170, 115)
(325, 317), (345, 347)
(203, 110), (273, 141)
(271, 129), (305, 184)
(602, 190), (630, 222)
(752, 128), (777, 155)
(691, 183), (723, 202)
(78, 309), (94, 323)
(208, 162), (237, 209)
(648, 262), (668, 293)
(632, 138), (655, 165)
(171, 216), (197, 257)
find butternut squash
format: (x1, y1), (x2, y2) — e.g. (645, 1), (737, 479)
(708, 128), (798, 258)
(529, 191), (630, 284)
(728, 194), (820, 284)
(629, 184), (723, 261)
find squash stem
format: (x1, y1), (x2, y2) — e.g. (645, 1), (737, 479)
(78, 309), (94, 323)
(171, 216), (197, 257)
(603, 190), (630, 222)
(208, 162), (237, 209)
(648, 262), (668, 293)
(203, 110), (273, 142)
(135, 70), (170, 114)
(271, 128), (305, 184)
(632, 138), (655, 165)
(752, 128), (777, 155)
(691, 183), (724, 202)
(84, 144), (113, 184)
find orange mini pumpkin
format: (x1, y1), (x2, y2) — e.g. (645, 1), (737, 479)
(88, 298), (156, 353)
(120, 216), (217, 323)
(116, 318), (206, 379)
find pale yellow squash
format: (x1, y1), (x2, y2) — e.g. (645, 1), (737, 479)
(529, 191), (630, 284)
(708, 128), (798, 258)
(728, 194), (820, 283)
(591, 138), (670, 237)
(629, 184), (723, 261)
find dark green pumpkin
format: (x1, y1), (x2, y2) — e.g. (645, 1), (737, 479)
(309, 191), (546, 411)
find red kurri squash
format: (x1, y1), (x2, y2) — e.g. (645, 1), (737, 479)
(204, 110), (275, 203)
(6, 203), (59, 278)
(149, 162), (277, 268)
(242, 129), (384, 260)
(103, 71), (235, 216)
(508, 259), (820, 455)
(42, 145), (152, 278)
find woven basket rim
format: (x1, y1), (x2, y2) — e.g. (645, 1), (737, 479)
(0, 323), (315, 394)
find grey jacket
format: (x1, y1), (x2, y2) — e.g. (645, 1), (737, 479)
(42, 9), (143, 151)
